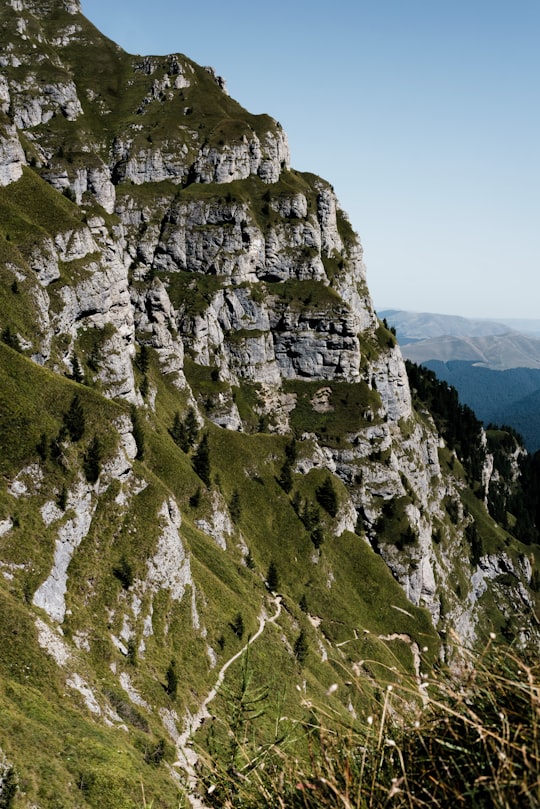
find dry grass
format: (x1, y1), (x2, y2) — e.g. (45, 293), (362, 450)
(195, 635), (540, 808)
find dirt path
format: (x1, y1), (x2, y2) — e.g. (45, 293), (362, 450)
(173, 595), (282, 808)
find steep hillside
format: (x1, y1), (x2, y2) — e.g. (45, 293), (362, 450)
(1, 3), (539, 807)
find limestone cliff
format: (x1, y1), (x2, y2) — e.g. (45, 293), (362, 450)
(0, 2), (539, 805)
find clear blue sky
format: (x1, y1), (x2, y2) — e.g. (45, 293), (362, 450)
(81, 0), (540, 320)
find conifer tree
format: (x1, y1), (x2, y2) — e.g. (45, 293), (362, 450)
(316, 476), (338, 517)
(64, 394), (85, 442)
(165, 659), (178, 698)
(266, 560), (279, 592)
(170, 411), (187, 450)
(184, 407), (199, 447)
(83, 435), (102, 483)
(294, 630), (308, 665)
(278, 459), (293, 493)
(193, 432), (211, 486)
(70, 354), (84, 384)
(229, 488), (241, 521)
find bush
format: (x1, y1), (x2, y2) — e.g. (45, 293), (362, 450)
(229, 612), (244, 639)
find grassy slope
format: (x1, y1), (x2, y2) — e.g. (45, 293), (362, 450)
(0, 326), (440, 807)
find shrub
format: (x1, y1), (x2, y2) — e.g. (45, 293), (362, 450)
(1, 326), (22, 352)
(112, 556), (133, 590)
(229, 612), (244, 639)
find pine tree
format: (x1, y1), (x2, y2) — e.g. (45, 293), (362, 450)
(171, 408), (199, 452)
(294, 630), (309, 665)
(170, 411), (187, 450)
(278, 459), (293, 493)
(64, 394), (85, 442)
(184, 407), (199, 447)
(230, 612), (244, 639)
(137, 343), (150, 374)
(70, 354), (84, 383)
(229, 488), (241, 521)
(165, 659), (178, 698)
(285, 438), (297, 463)
(316, 476), (338, 517)
(193, 433), (211, 486)
(83, 435), (102, 483)
(266, 560), (279, 592)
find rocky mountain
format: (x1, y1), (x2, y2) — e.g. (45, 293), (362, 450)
(1, 3), (539, 807)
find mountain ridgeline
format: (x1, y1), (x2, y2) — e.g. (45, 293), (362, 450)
(0, 2), (540, 806)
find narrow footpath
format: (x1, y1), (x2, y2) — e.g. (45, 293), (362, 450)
(173, 595), (282, 808)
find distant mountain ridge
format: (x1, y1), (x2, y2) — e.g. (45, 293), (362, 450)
(379, 309), (513, 345)
(381, 310), (540, 451)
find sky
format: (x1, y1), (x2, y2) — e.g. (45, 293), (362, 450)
(81, 0), (540, 320)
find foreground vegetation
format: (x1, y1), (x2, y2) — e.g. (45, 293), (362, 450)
(196, 636), (540, 808)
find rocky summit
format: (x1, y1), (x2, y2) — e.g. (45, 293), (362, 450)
(1, 2), (539, 806)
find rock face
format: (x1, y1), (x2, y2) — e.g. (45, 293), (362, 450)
(0, 120), (25, 185)
(0, 0), (535, 645)
(0, 4), (539, 803)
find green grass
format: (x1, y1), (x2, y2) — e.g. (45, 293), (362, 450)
(0, 168), (82, 245)
(284, 378), (381, 445)
(265, 277), (342, 309)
